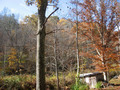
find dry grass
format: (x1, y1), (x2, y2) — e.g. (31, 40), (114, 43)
(109, 79), (120, 85)
(101, 76), (120, 90)
(0, 72), (76, 90)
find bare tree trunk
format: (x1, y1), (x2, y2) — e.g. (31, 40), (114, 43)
(101, 16), (107, 81)
(54, 28), (59, 90)
(103, 72), (107, 81)
(118, 25), (120, 63)
(102, 30), (107, 81)
(36, 1), (47, 90)
(76, 0), (80, 77)
(3, 45), (6, 75)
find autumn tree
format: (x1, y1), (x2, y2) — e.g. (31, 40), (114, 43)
(72, 0), (120, 81)
(71, 0), (81, 77)
(23, 13), (38, 31)
(0, 12), (20, 75)
(8, 48), (19, 74)
(26, 0), (59, 89)
(18, 21), (36, 74)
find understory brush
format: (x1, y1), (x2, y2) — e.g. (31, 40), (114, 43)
(71, 78), (89, 90)
(0, 75), (36, 90)
(0, 72), (76, 90)
(95, 81), (102, 89)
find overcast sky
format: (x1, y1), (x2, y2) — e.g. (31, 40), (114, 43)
(0, 0), (72, 22)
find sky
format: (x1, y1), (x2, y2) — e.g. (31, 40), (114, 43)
(0, 0), (72, 22)
(1, 0), (119, 23)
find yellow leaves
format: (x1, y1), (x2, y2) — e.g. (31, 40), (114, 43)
(35, 0), (41, 7)
(0, 53), (3, 59)
(58, 18), (67, 25)
(8, 48), (18, 69)
(109, 65), (120, 72)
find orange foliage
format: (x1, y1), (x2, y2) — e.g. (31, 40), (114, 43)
(80, 22), (119, 72)
(8, 48), (18, 70)
(72, 0), (120, 73)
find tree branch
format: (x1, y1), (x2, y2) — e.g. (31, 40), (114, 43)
(36, 7), (59, 35)
(46, 29), (64, 35)
(44, 7), (59, 24)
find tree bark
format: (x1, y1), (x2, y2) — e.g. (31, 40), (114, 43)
(76, 0), (80, 77)
(54, 27), (59, 90)
(36, 1), (47, 90)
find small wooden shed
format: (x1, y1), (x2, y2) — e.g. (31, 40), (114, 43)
(79, 72), (104, 88)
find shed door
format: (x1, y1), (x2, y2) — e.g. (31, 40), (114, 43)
(90, 77), (97, 88)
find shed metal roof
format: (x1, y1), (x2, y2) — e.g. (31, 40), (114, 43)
(79, 72), (103, 78)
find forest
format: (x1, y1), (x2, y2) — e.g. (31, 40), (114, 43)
(0, 0), (120, 90)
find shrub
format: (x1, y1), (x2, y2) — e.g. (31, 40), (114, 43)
(95, 81), (102, 89)
(2, 76), (21, 89)
(0, 75), (36, 90)
(65, 72), (76, 86)
(71, 78), (89, 90)
(109, 71), (120, 79)
(46, 72), (76, 89)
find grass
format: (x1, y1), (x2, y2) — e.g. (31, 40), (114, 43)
(46, 72), (76, 89)
(109, 78), (120, 85)
(100, 76), (120, 90)
(0, 73), (119, 90)
(95, 81), (102, 89)
(0, 74), (36, 90)
(71, 78), (89, 90)
(0, 72), (76, 90)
